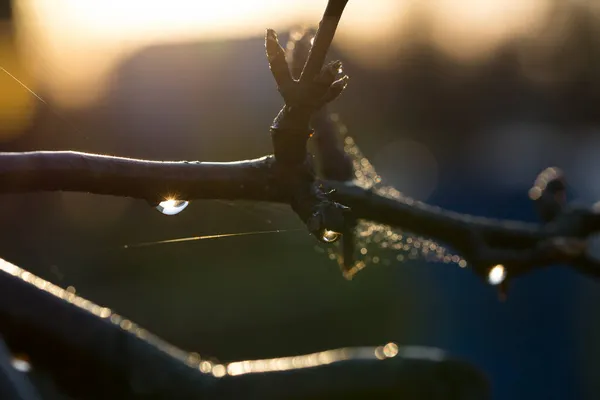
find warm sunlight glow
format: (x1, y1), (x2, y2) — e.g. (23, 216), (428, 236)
(12, 0), (566, 108)
(0, 23), (35, 138)
(156, 198), (189, 216)
(161, 199), (178, 209)
(15, 0), (406, 108)
(426, 0), (550, 62)
(321, 229), (341, 243)
(383, 342), (399, 358)
(488, 264), (506, 285)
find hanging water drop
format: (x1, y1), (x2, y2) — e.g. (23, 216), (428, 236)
(487, 264), (506, 285)
(321, 229), (341, 243)
(156, 199), (189, 216)
(11, 355), (31, 372)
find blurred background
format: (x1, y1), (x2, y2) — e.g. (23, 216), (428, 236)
(1, 0), (600, 398)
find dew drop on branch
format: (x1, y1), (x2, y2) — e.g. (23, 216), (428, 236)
(156, 199), (189, 216)
(321, 114), (466, 278)
(11, 355), (31, 373)
(487, 264), (506, 285)
(321, 230), (341, 243)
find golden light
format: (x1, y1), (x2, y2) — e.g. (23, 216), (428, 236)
(212, 364), (227, 378)
(199, 361), (213, 373)
(488, 264), (506, 285)
(9, 0), (567, 112)
(426, 0), (551, 63)
(99, 307), (112, 318)
(156, 198), (189, 215)
(14, 0), (407, 108)
(382, 342), (399, 358)
(0, 21), (35, 139)
(321, 229), (341, 243)
(225, 348), (351, 376)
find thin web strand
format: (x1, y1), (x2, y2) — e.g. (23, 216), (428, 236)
(318, 113), (466, 278)
(123, 229), (303, 249)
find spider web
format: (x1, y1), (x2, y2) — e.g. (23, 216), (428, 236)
(0, 60), (466, 280)
(316, 113), (466, 279)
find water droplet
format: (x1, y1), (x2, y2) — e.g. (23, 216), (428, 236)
(488, 264), (506, 285)
(156, 199), (189, 216)
(321, 230), (341, 243)
(316, 117), (465, 276)
(12, 355), (31, 372)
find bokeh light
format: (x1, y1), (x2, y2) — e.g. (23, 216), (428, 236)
(156, 198), (189, 216)
(14, 0), (406, 108)
(320, 229), (341, 243)
(11, 355), (31, 373)
(487, 264), (506, 285)
(426, 0), (550, 62)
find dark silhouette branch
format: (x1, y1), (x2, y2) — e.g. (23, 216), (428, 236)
(0, 257), (490, 399)
(326, 180), (600, 279)
(265, 1), (350, 239)
(2, 150), (599, 284)
(298, 0), (349, 83)
(0, 151), (284, 203)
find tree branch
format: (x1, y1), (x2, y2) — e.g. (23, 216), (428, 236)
(2, 150), (599, 283)
(0, 151), (284, 203)
(326, 175), (600, 286)
(0, 257), (490, 399)
(1, 0), (599, 291)
(298, 0), (348, 83)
